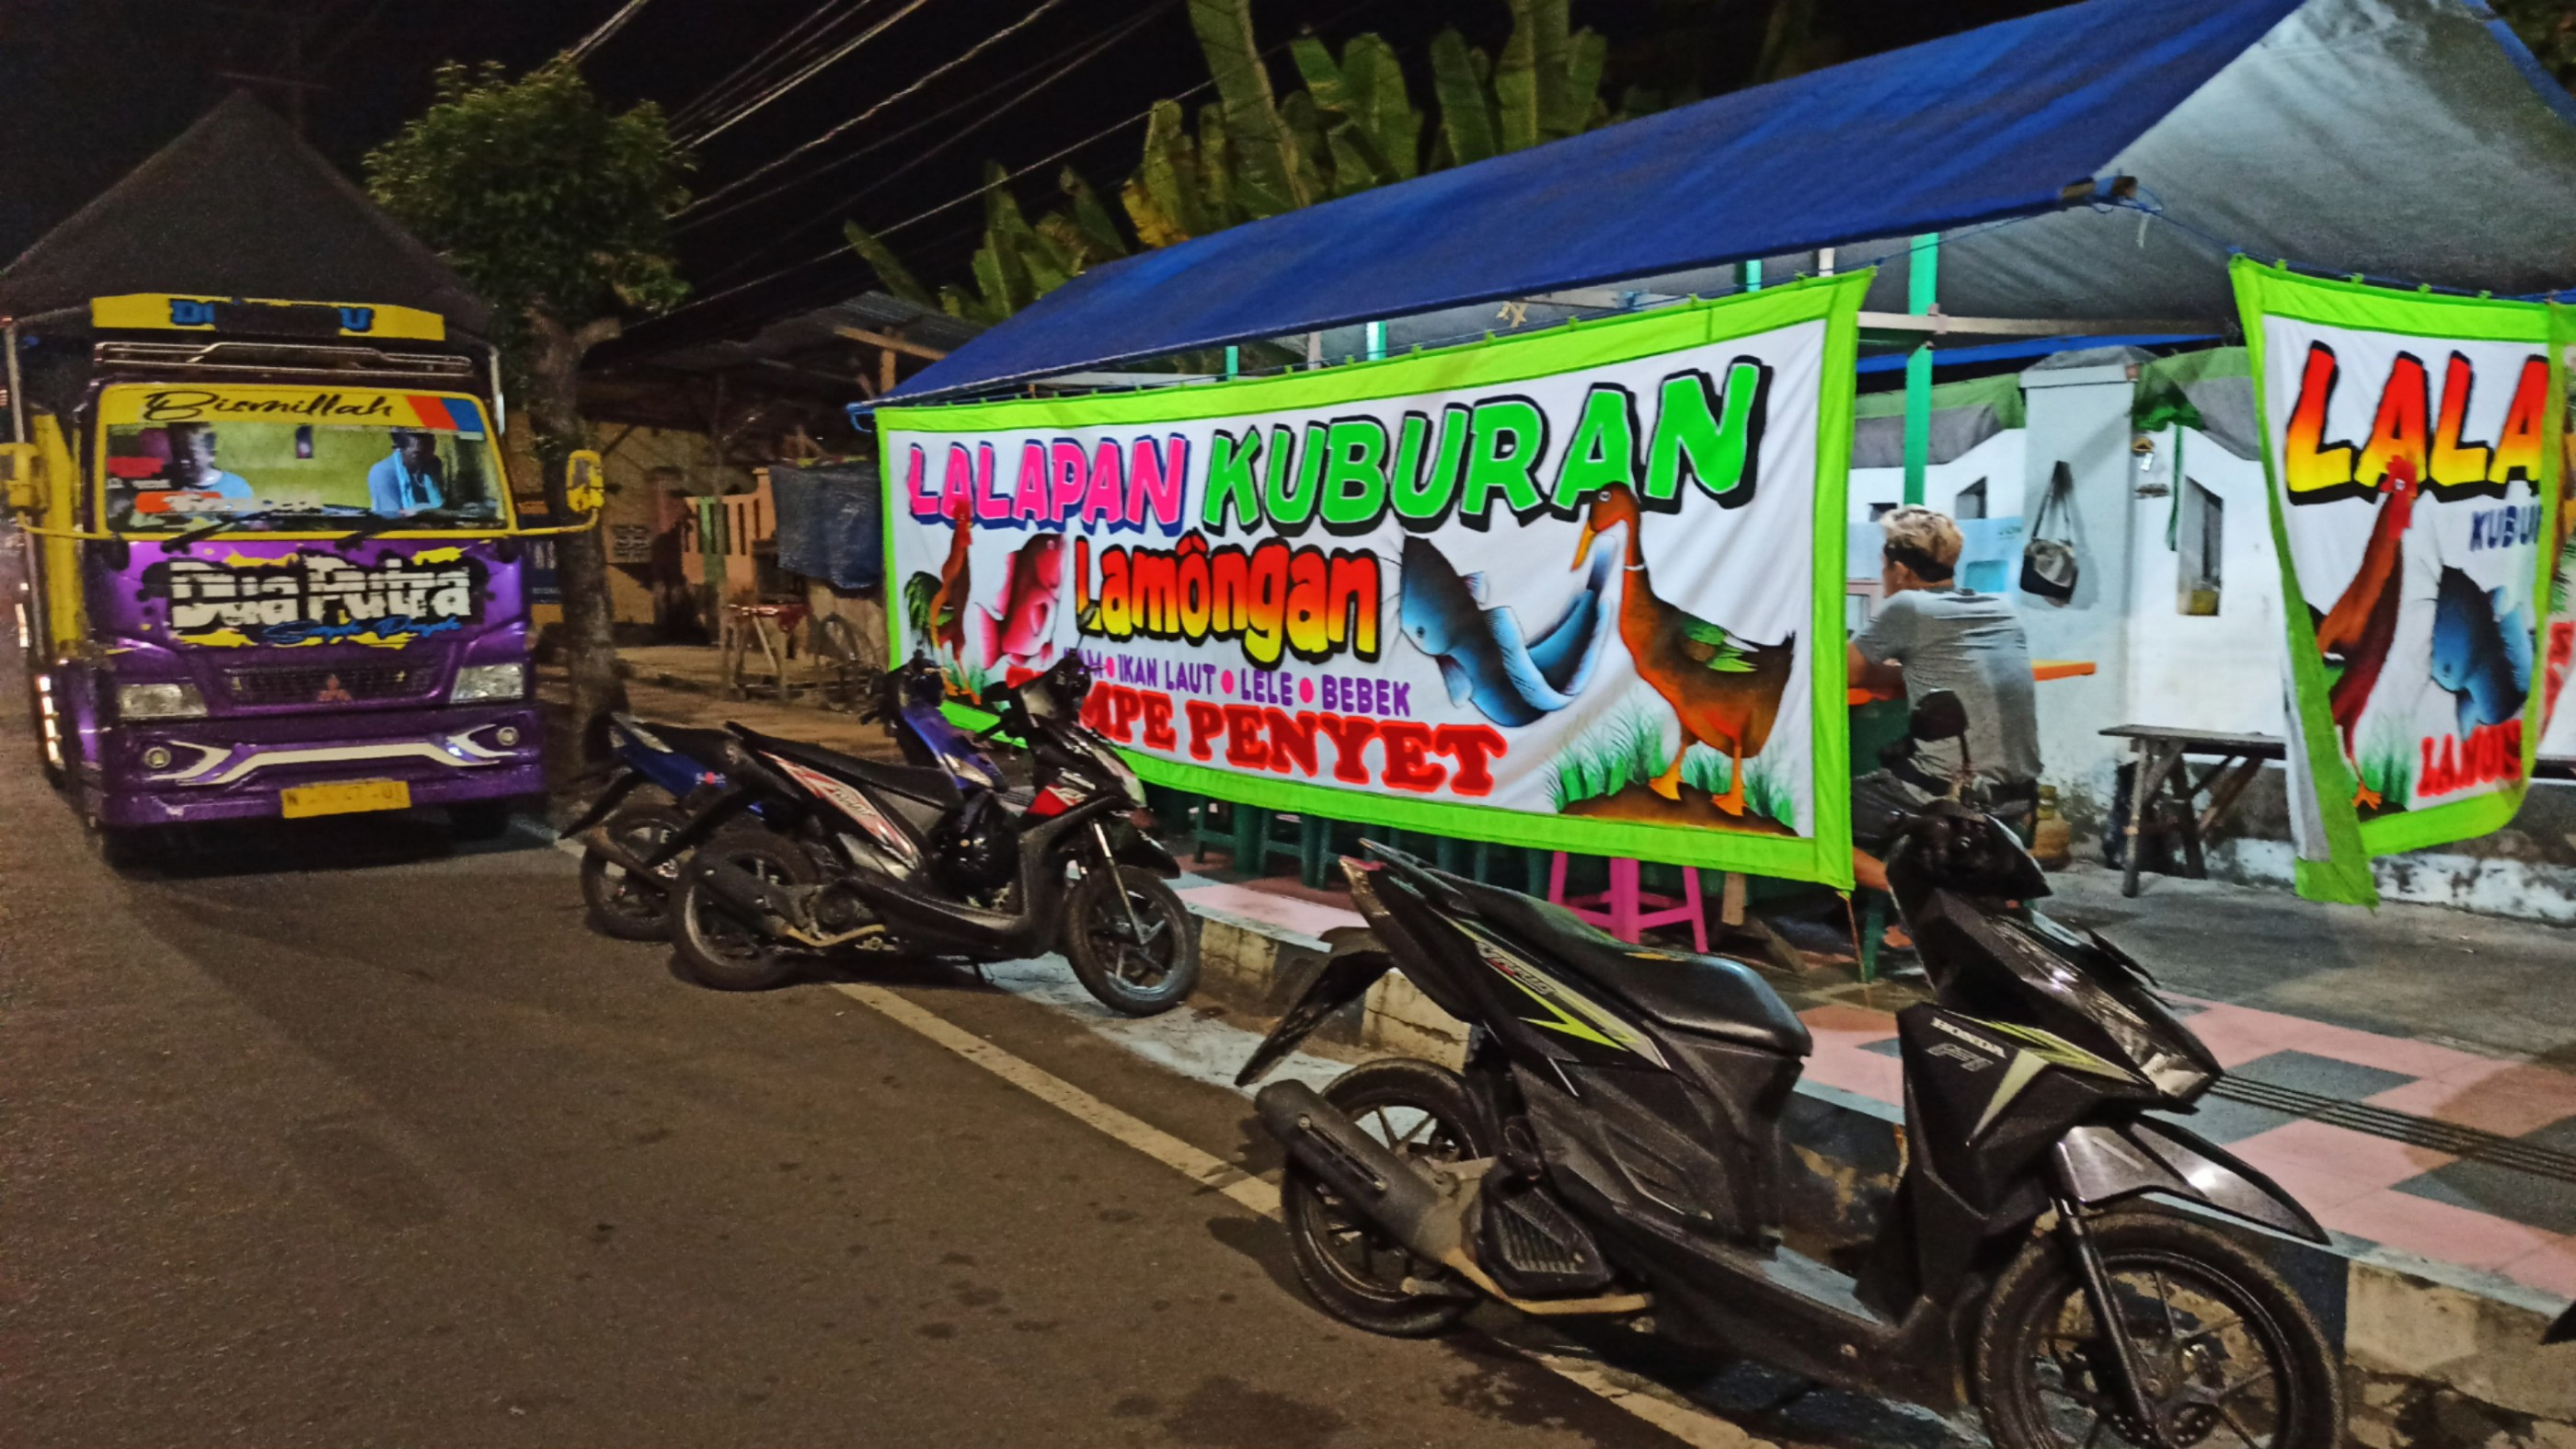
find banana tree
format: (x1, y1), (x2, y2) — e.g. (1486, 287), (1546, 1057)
(845, 0), (1631, 324)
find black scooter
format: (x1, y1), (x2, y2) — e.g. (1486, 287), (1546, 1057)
(661, 653), (1202, 1017)
(1238, 693), (2343, 1449)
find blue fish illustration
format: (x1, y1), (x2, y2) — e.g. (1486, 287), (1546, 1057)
(2430, 565), (2534, 738)
(1398, 535), (1616, 728)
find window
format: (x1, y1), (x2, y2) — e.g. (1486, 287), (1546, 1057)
(2177, 477), (2223, 615)
(1953, 477), (1987, 520)
(96, 385), (507, 533)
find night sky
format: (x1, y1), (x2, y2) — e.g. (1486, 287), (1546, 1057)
(0, 0), (2050, 352)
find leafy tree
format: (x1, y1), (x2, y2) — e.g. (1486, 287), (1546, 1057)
(366, 60), (694, 748)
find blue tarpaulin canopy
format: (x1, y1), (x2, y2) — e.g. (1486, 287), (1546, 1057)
(892, 0), (2576, 403)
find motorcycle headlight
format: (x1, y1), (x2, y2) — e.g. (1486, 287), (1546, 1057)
(117, 681), (207, 720)
(451, 661), (526, 703)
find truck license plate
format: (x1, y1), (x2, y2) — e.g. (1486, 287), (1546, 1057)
(280, 779), (412, 819)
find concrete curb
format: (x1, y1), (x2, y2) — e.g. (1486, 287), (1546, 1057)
(1177, 898), (2576, 1445)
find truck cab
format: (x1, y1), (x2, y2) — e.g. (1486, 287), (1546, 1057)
(6, 293), (592, 841)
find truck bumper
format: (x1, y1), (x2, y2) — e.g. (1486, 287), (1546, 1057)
(91, 704), (545, 828)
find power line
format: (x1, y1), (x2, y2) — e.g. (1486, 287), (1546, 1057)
(681, 0), (1081, 220)
(664, 99), (1179, 327)
(683, 0), (1177, 240)
(660, 0), (1394, 330)
(684, 0), (937, 146)
(667, 0), (861, 132)
(564, 0), (653, 64)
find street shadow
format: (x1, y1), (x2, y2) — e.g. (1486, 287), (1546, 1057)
(108, 808), (553, 881)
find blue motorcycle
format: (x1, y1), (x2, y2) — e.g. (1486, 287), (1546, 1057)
(563, 659), (1008, 941)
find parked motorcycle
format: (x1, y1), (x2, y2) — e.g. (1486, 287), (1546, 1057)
(662, 652), (1202, 1017)
(561, 661), (1011, 943)
(1237, 693), (2342, 1449)
(561, 711), (763, 941)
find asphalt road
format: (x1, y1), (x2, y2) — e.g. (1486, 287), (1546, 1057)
(0, 652), (1735, 1447)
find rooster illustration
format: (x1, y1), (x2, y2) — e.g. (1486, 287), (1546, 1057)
(1572, 484), (1796, 815)
(2312, 457), (2420, 805)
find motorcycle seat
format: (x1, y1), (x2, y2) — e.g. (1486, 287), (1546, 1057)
(736, 729), (960, 809)
(1466, 884), (1812, 1057)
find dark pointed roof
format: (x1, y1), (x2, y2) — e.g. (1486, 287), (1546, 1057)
(0, 91), (491, 334)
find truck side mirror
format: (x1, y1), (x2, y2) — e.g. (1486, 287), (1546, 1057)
(563, 450), (606, 516)
(0, 442), (40, 514)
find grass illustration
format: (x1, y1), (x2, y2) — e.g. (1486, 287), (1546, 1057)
(1547, 707), (1795, 825)
(1547, 708), (1671, 812)
(2352, 719), (2415, 813)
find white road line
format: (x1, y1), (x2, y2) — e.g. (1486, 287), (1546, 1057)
(831, 979), (1774, 1449)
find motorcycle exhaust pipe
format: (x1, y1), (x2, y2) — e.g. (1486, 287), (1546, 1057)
(1256, 1081), (1656, 1317)
(1256, 1080), (1457, 1263)
(576, 824), (661, 883)
(692, 853), (808, 933)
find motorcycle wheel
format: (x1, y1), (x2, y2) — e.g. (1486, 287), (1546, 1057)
(1062, 864), (1200, 1017)
(670, 827), (818, 992)
(580, 802), (688, 942)
(1281, 1059), (1491, 1338)
(1974, 1210), (2344, 1449)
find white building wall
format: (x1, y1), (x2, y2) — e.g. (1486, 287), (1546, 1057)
(2116, 424), (2285, 740)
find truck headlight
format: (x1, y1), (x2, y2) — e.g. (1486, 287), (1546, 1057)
(117, 682), (207, 720)
(451, 662), (525, 702)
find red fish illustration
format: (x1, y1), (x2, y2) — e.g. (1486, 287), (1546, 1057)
(975, 534), (1064, 672)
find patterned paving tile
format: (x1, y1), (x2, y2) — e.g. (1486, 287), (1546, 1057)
(2152, 1096), (2299, 1146)
(2392, 1116), (2576, 1236)
(2319, 1187), (2564, 1272)
(2369, 1060), (2576, 1139)
(2500, 1236), (2576, 1297)
(2227, 1119), (2455, 1193)
(2229, 1050), (2418, 1102)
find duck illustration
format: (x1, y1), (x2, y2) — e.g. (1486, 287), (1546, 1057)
(2430, 564), (2533, 740)
(1397, 535), (1615, 728)
(1573, 484), (1796, 815)
(2312, 457), (2419, 805)
(975, 534), (1064, 672)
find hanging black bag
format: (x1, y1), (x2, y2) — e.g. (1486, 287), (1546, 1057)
(2021, 460), (2079, 604)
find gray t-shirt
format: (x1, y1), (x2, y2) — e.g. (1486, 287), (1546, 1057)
(1853, 587), (2042, 784)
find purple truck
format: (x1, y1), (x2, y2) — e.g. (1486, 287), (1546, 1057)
(5, 293), (597, 847)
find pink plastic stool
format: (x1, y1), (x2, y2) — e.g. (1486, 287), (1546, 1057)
(1547, 855), (1708, 952)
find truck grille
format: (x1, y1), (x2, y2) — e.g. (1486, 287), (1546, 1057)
(224, 663), (425, 706)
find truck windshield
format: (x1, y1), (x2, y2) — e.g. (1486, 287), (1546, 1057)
(97, 385), (511, 535)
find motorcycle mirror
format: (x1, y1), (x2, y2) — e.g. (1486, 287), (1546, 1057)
(1910, 690), (1969, 742)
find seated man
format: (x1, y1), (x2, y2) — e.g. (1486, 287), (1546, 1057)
(163, 422), (253, 500)
(369, 430), (446, 515)
(1846, 507), (2042, 893)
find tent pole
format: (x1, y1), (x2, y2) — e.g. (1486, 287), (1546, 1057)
(1903, 232), (1939, 506)
(1743, 259), (1763, 292)
(1365, 321), (1386, 361)
(1225, 345), (1238, 380)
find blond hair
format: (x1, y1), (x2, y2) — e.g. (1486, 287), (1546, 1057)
(1879, 506), (1963, 572)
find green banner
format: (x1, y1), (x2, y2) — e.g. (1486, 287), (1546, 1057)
(879, 273), (1869, 886)
(2233, 259), (2566, 903)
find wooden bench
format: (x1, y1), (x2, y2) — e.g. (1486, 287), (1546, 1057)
(2102, 730), (2576, 899)
(2099, 726), (2283, 898)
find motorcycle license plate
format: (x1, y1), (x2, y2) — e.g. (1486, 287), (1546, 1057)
(280, 778), (411, 819)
